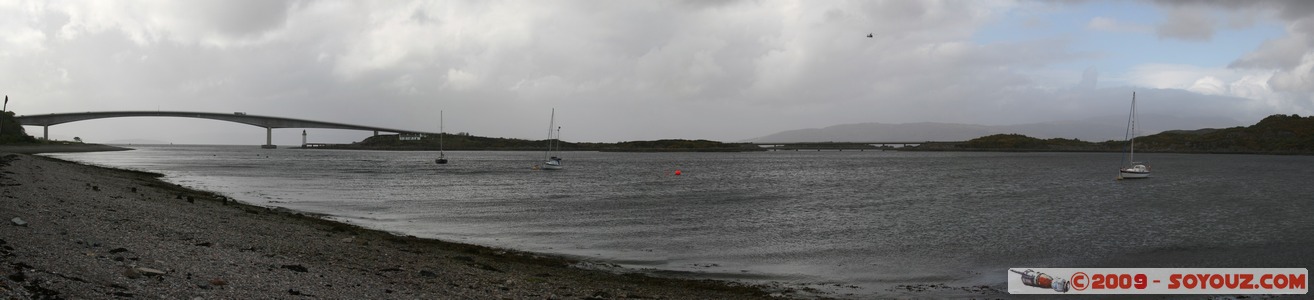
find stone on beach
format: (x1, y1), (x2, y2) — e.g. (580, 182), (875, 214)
(281, 264), (308, 272)
(10, 217), (27, 226)
(136, 267), (167, 276)
(122, 268), (141, 279)
(8, 271), (26, 282)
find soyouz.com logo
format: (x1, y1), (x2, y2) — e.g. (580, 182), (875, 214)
(1008, 268), (1308, 294)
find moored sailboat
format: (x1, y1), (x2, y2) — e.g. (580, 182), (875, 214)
(541, 108), (563, 170)
(1118, 92), (1150, 180)
(435, 110), (448, 164)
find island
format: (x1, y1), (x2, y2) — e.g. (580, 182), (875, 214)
(313, 133), (766, 152)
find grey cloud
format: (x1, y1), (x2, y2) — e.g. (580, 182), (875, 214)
(1150, 0), (1314, 68)
(1149, 1), (1314, 100)
(1229, 32), (1310, 69)
(197, 0), (293, 39)
(669, 0), (743, 11)
(1080, 66), (1099, 89)
(2, 1), (1304, 145)
(1270, 0), (1314, 22)
(48, 1), (294, 47)
(1156, 5), (1216, 41)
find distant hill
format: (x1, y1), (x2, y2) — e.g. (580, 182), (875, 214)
(322, 133), (763, 152)
(1135, 114), (1314, 153)
(745, 114), (1241, 143)
(911, 114), (1314, 154)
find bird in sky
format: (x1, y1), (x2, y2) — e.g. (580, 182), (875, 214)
(867, 33), (873, 38)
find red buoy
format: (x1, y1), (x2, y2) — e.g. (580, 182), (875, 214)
(674, 170), (682, 176)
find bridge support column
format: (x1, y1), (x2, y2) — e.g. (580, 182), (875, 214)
(261, 127), (277, 149)
(43, 126), (48, 140)
(373, 130), (379, 136)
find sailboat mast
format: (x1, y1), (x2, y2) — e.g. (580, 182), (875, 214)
(546, 108), (555, 160)
(439, 110), (444, 153)
(1129, 92), (1136, 163)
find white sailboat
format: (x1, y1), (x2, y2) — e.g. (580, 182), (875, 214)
(541, 108), (563, 170)
(1118, 92), (1150, 179)
(435, 110), (448, 164)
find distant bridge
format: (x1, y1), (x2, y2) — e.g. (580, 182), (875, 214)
(15, 111), (435, 148)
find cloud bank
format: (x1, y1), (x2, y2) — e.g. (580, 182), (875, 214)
(0, 0), (1308, 144)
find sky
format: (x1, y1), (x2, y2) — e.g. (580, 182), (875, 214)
(2, 0), (1312, 144)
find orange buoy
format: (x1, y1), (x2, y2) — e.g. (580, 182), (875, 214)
(674, 170), (682, 176)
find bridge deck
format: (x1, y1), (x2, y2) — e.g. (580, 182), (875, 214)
(16, 111), (432, 134)
(15, 111), (436, 146)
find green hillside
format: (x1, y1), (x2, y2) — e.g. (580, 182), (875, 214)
(1135, 114), (1314, 153)
(958, 134), (1105, 150)
(0, 111), (39, 144)
(915, 114), (1314, 154)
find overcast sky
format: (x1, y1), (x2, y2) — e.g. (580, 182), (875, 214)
(3, 0), (1312, 144)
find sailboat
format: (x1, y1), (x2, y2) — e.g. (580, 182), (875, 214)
(1118, 92), (1150, 179)
(541, 108), (563, 170)
(435, 110), (448, 164)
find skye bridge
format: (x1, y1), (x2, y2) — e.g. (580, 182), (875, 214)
(15, 111), (435, 148)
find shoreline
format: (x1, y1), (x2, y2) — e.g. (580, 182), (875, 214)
(897, 147), (1314, 155)
(0, 143), (133, 154)
(0, 151), (786, 299)
(313, 145), (1314, 155)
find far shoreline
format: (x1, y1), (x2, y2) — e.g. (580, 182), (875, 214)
(10, 142), (1310, 156)
(894, 147), (1314, 155)
(0, 143), (133, 154)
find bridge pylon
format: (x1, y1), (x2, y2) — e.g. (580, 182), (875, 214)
(262, 127), (276, 149)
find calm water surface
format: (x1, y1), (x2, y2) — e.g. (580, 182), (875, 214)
(45, 146), (1314, 297)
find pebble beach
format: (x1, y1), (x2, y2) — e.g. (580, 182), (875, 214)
(0, 149), (779, 299)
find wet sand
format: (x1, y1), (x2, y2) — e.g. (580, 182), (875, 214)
(0, 150), (784, 299)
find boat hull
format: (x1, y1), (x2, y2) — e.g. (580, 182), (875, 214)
(542, 158), (562, 170)
(1119, 170), (1150, 179)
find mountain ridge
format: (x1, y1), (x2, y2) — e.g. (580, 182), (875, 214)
(745, 114), (1241, 143)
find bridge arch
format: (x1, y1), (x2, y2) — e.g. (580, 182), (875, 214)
(15, 111), (433, 148)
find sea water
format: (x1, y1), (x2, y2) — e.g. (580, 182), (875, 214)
(44, 146), (1314, 297)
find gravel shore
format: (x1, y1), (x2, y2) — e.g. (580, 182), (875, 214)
(0, 144), (132, 154)
(0, 151), (781, 299)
